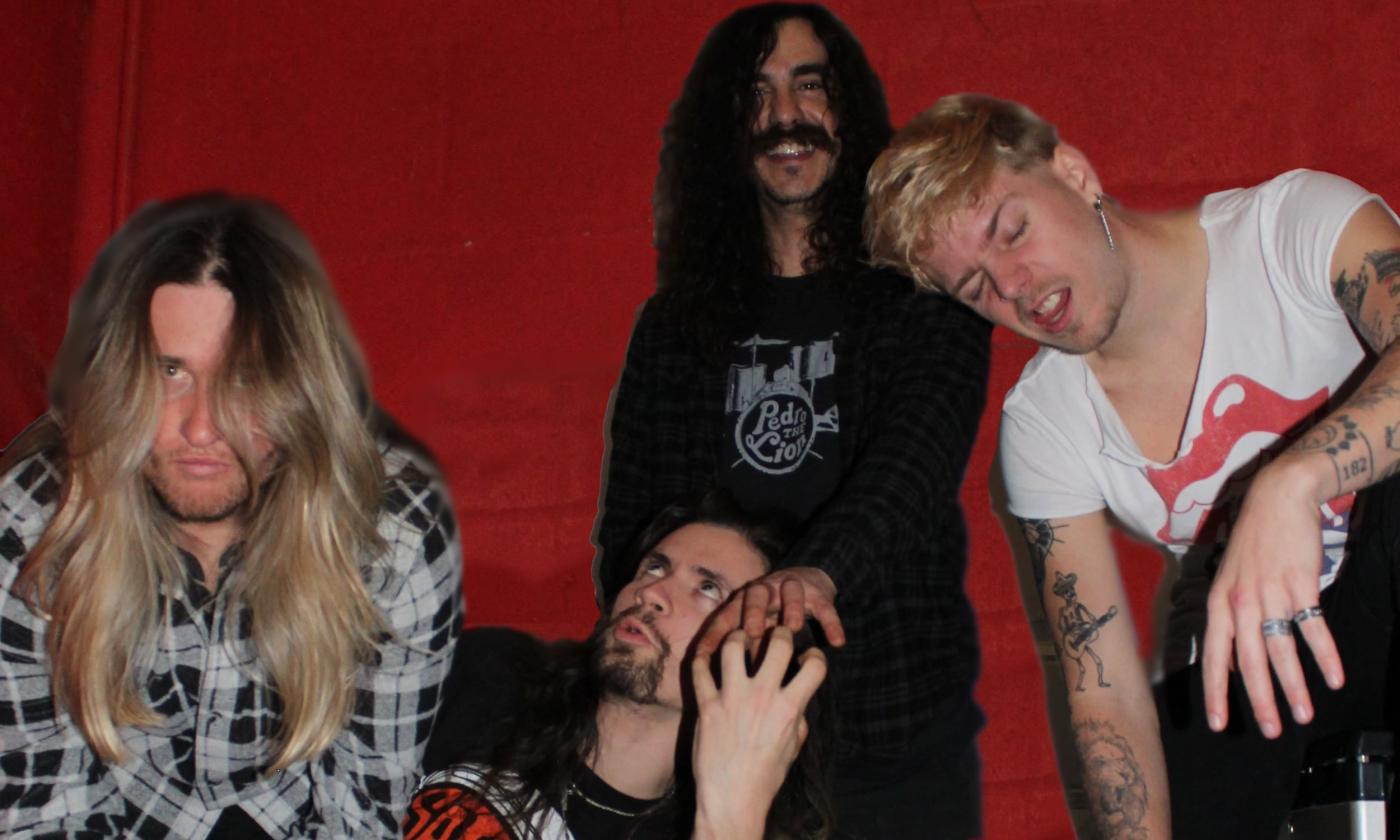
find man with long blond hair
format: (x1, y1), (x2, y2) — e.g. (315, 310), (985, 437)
(0, 193), (462, 837)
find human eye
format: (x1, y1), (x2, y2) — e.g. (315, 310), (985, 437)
(697, 579), (724, 602)
(1006, 216), (1028, 244)
(158, 361), (192, 396)
(955, 274), (985, 305)
(640, 557), (667, 578)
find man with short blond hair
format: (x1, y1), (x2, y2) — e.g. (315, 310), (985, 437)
(866, 93), (1400, 838)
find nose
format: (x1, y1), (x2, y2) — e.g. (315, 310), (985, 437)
(633, 576), (671, 615)
(989, 259), (1033, 303)
(180, 381), (222, 448)
(767, 86), (801, 129)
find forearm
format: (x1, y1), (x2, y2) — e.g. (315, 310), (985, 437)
(1274, 344), (1400, 502)
(1065, 681), (1170, 840)
(1018, 512), (1169, 838)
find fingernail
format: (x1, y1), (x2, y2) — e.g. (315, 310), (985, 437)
(1208, 713), (1223, 731)
(1293, 704), (1311, 723)
(1262, 721), (1280, 738)
(1327, 672), (1343, 689)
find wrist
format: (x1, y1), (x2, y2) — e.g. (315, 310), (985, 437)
(1264, 450), (1340, 505)
(694, 801), (766, 840)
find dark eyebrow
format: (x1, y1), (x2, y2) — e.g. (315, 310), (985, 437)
(641, 550), (671, 575)
(156, 355), (185, 366)
(756, 61), (829, 84)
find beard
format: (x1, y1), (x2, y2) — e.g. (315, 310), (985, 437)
(748, 121), (841, 208)
(590, 607), (671, 705)
(143, 453), (251, 524)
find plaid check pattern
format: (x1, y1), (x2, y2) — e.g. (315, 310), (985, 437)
(594, 269), (991, 758)
(0, 443), (462, 838)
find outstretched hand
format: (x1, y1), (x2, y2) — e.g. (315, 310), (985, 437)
(1201, 463), (1344, 738)
(693, 566), (843, 660)
(691, 626), (827, 840)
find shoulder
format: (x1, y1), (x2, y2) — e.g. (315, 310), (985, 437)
(842, 265), (991, 336)
(406, 764), (520, 840)
(408, 763), (567, 840)
(371, 439), (460, 601)
(1204, 169), (1375, 228)
(378, 440), (454, 541)
(0, 449), (64, 560)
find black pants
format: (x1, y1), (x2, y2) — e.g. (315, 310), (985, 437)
(832, 692), (983, 840)
(1155, 477), (1400, 840)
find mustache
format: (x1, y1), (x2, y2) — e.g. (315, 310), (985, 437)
(601, 605), (667, 649)
(749, 121), (837, 156)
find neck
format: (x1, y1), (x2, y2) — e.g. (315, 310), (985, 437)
(1085, 204), (1208, 372)
(588, 695), (682, 800)
(761, 203), (818, 277)
(174, 518), (243, 588)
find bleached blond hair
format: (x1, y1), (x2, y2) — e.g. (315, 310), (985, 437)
(864, 93), (1059, 287)
(5, 193), (388, 772)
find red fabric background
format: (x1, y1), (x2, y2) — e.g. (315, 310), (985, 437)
(5, 3), (1398, 836)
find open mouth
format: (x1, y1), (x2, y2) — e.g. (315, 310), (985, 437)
(765, 141), (816, 159)
(614, 615), (658, 649)
(1030, 288), (1071, 332)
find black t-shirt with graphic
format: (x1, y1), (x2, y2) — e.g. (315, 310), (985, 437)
(722, 273), (843, 523)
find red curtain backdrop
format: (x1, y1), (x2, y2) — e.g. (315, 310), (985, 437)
(5, 3), (1398, 837)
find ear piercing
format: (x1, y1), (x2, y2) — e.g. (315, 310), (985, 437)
(1094, 194), (1116, 252)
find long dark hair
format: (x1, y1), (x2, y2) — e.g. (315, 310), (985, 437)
(653, 3), (892, 359)
(473, 490), (832, 838)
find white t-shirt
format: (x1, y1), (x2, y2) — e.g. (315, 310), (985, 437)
(1000, 169), (1394, 670)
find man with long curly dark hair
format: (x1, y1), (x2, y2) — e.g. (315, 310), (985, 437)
(593, 4), (992, 837)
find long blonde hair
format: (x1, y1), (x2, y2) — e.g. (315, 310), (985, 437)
(6, 193), (389, 772)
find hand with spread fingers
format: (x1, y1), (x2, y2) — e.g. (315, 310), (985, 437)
(1201, 459), (1344, 739)
(693, 566), (843, 660)
(692, 627), (827, 840)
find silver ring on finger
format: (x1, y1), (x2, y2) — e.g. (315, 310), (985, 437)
(1261, 618), (1294, 638)
(1292, 605), (1324, 624)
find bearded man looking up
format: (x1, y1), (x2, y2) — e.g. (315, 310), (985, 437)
(408, 492), (831, 840)
(0, 193), (462, 838)
(594, 6), (992, 836)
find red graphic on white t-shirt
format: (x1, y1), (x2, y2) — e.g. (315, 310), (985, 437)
(1144, 374), (1335, 545)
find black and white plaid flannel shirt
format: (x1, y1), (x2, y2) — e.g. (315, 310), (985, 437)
(0, 443), (462, 837)
(595, 268), (991, 759)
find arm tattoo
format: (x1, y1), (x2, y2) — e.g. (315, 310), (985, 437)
(1372, 248), (1400, 352)
(1074, 718), (1149, 840)
(1348, 383), (1400, 411)
(1333, 266), (1370, 339)
(1018, 517), (1065, 594)
(1367, 248), (1400, 296)
(1287, 413), (1374, 496)
(1051, 570), (1118, 691)
(1335, 248), (1400, 351)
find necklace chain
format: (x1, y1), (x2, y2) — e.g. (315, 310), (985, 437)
(564, 782), (669, 819)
